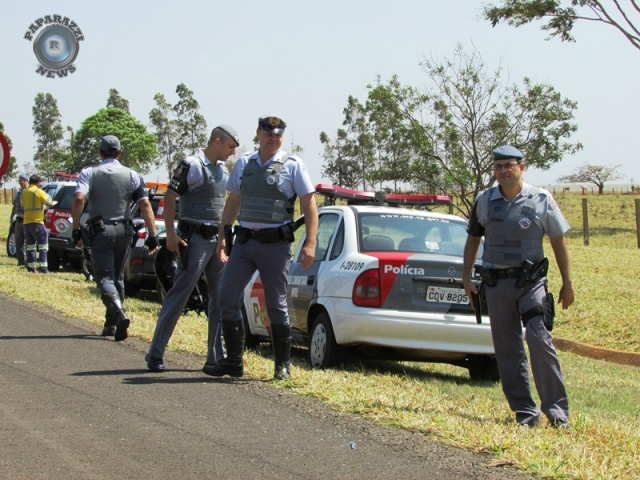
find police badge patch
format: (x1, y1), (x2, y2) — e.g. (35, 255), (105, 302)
(172, 163), (187, 179)
(519, 218), (532, 229)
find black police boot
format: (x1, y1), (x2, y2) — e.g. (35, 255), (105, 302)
(101, 313), (117, 337)
(203, 322), (244, 377)
(101, 293), (130, 342)
(271, 324), (291, 380)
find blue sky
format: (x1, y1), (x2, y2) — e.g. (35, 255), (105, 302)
(2, 0), (639, 188)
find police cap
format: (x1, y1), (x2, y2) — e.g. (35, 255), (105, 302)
(258, 115), (286, 134)
(492, 145), (524, 161)
(215, 124), (240, 146)
(100, 135), (121, 154)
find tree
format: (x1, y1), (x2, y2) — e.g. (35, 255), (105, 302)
(71, 108), (158, 173)
(345, 46), (581, 215)
(32, 92), (65, 180)
(482, 0), (640, 52)
(320, 129), (361, 189)
(557, 162), (623, 193)
(0, 122), (18, 183)
(149, 92), (179, 177)
(173, 83), (207, 162)
(106, 88), (130, 112)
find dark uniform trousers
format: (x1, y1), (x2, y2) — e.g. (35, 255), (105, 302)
(148, 232), (225, 364)
(91, 223), (134, 301)
(219, 238), (292, 326)
(484, 276), (569, 425)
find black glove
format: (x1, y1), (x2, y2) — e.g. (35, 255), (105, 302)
(72, 228), (82, 244)
(144, 234), (159, 250)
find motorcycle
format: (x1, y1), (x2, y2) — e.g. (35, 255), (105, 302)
(153, 231), (209, 315)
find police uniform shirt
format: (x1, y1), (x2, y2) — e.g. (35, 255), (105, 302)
(75, 157), (147, 204)
(168, 149), (225, 196)
(468, 181), (570, 267)
(227, 149), (315, 230)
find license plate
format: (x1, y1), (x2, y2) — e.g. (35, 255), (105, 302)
(426, 286), (469, 304)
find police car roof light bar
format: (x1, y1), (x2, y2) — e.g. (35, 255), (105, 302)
(53, 171), (79, 180)
(315, 184), (451, 207)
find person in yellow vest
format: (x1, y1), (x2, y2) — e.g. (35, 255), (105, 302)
(22, 174), (54, 273)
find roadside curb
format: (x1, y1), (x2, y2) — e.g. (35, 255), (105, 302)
(554, 337), (640, 367)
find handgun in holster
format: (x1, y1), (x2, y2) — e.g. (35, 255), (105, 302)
(224, 224), (235, 256)
(521, 279), (555, 331)
(515, 258), (549, 289)
(470, 281), (485, 324)
(178, 241), (189, 271)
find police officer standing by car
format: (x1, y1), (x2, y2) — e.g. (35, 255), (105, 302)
(10, 173), (29, 266)
(462, 145), (575, 429)
(71, 135), (158, 341)
(145, 125), (240, 373)
(207, 115), (318, 380)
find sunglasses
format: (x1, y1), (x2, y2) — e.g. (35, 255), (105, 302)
(494, 162), (520, 171)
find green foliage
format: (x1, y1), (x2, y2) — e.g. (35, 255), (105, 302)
(173, 83), (207, 158)
(149, 92), (179, 178)
(321, 45), (582, 216)
(71, 108), (158, 173)
(106, 88), (130, 112)
(557, 163), (623, 194)
(482, 0), (640, 52)
(32, 92), (66, 180)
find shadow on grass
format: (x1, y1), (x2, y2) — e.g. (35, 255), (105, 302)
(249, 344), (497, 388)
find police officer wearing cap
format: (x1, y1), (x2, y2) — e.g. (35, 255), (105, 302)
(10, 173), (30, 266)
(22, 174), (54, 273)
(146, 125), (239, 373)
(462, 145), (575, 429)
(71, 135), (158, 341)
(208, 115), (318, 380)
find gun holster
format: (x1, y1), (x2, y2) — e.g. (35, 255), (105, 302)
(224, 224), (234, 256)
(80, 222), (92, 247)
(475, 267), (497, 287)
(521, 280), (555, 331)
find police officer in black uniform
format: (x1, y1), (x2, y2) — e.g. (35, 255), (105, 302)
(71, 135), (158, 341)
(462, 145), (575, 429)
(145, 125), (239, 373)
(10, 173), (29, 266)
(207, 115), (318, 380)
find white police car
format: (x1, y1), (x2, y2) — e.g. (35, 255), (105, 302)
(242, 185), (499, 381)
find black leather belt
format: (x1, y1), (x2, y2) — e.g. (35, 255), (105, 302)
(16, 217), (23, 223)
(493, 267), (522, 279)
(178, 220), (219, 239)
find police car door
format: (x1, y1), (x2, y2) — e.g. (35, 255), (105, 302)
(287, 212), (340, 335)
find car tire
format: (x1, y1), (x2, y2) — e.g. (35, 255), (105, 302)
(467, 355), (500, 382)
(48, 250), (61, 272)
(308, 312), (344, 369)
(241, 305), (261, 350)
(7, 223), (16, 257)
(124, 280), (140, 297)
(81, 247), (93, 281)
(155, 277), (167, 304)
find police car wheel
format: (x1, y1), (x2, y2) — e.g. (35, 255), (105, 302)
(308, 312), (344, 369)
(48, 250), (61, 272)
(6, 223), (16, 257)
(467, 355), (500, 382)
(155, 278), (167, 304)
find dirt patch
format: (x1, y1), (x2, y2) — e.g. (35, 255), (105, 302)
(554, 337), (640, 367)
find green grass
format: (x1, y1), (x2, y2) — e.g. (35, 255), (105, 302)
(1, 195), (640, 479)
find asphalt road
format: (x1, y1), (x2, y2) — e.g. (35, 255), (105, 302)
(0, 293), (531, 480)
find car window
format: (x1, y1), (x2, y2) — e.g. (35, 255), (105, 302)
(53, 186), (76, 210)
(328, 219), (344, 260)
(314, 213), (340, 262)
(358, 212), (471, 256)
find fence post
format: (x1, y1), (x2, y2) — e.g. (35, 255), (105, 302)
(582, 198), (589, 246)
(635, 199), (640, 249)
